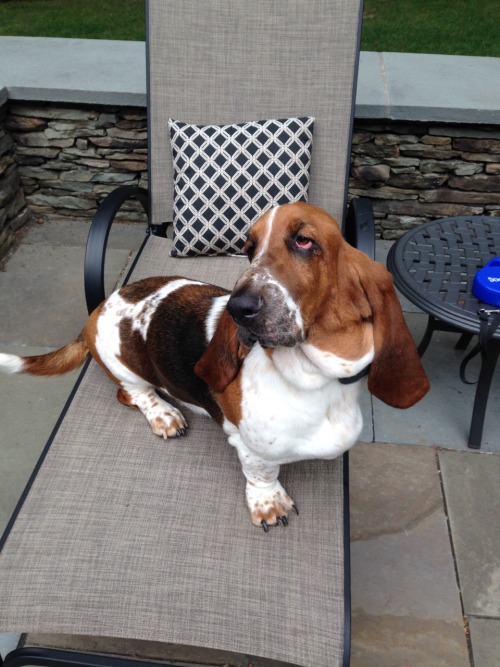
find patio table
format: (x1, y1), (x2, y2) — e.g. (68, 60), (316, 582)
(387, 215), (500, 449)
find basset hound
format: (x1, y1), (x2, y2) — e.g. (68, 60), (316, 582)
(0, 202), (429, 530)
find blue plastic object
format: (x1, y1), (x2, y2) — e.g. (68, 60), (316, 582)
(472, 258), (500, 306)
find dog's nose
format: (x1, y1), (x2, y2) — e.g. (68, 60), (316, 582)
(227, 290), (263, 322)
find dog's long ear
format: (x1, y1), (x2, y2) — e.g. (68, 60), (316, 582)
(353, 253), (430, 408)
(195, 309), (249, 393)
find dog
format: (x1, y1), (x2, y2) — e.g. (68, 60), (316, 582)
(0, 202), (429, 530)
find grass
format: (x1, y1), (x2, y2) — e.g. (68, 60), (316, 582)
(361, 0), (500, 57)
(0, 0), (146, 41)
(0, 0), (498, 57)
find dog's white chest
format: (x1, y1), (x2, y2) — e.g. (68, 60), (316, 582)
(230, 344), (364, 464)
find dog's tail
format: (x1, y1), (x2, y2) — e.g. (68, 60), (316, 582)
(0, 332), (88, 377)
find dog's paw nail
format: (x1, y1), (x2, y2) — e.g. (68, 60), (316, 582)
(176, 428), (186, 437)
(276, 517), (283, 526)
(281, 515), (288, 526)
(292, 504), (299, 515)
(261, 520), (269, 533)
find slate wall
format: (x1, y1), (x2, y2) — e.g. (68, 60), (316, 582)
(1, 100), (499, 259)
(350, 120), (500, 239)
(0, 104), (29, 258)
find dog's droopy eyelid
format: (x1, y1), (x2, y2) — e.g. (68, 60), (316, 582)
(288, 227), (320, 255)
(245, 237), (257, 259)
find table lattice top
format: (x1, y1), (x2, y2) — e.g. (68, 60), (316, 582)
(387, 216), (500, 337)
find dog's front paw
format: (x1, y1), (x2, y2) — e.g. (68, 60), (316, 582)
(118, 386), (188, 439)
(246, 480), (298, 531)
(149, 408), (187, 439)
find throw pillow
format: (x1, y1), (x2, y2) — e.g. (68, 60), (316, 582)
(168, 116), (314, 256)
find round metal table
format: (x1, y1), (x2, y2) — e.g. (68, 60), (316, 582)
(387, 215), (500, 449)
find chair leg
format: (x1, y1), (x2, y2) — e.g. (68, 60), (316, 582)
(468, 341), (500, 449)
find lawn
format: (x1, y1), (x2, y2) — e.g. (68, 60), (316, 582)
(0, 0), (498, 57)
(0, 0), (146, 41)
(362, 0), (500, 57)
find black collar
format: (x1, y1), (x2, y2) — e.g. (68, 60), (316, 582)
(338, 364), (371, 385)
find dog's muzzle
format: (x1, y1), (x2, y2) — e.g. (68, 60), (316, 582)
(227, 283), (304, 349)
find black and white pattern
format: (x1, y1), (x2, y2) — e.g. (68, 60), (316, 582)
(168, 117), (314, 256)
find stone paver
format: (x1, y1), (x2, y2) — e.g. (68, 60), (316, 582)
(439, 451), (500, 618)
(468, 618), (500, 667)
(350, 443), (470, 667)
(373, 314), (500, 451)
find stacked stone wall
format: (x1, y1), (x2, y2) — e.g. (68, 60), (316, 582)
(1, 102), (500, 258)
(0, 103), (29, 258)
(6, 102), (148, 228)
(350, 120), (500, 238)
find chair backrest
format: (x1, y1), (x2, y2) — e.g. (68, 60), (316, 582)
(147, 0), (363, 228)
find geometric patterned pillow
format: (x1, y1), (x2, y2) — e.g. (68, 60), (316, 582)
(168, 117), (314, 256)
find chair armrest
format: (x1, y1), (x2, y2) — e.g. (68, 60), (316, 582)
(84, 186), (149, 314)
(343, 198), (375, 260)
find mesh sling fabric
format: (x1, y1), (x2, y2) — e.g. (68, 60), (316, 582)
(0, 237), (346, 667)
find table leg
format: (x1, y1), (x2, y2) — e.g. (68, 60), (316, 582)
(418, 316), (436, 356)
(418, 316), (473, 357)
(468, 340), (500, 449)
(455, 332), (474, 351)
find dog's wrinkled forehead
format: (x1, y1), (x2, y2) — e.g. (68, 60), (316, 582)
(245, 201), (343, 265)
(246, 205), (281, 263)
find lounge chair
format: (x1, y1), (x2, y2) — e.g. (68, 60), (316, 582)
(0, 2), (372, 666)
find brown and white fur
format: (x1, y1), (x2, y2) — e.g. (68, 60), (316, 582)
(0, 203), (429, 530)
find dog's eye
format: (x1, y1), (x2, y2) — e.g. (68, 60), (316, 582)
(245, 238), (256, 260)
(294, 235), (316, 252)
